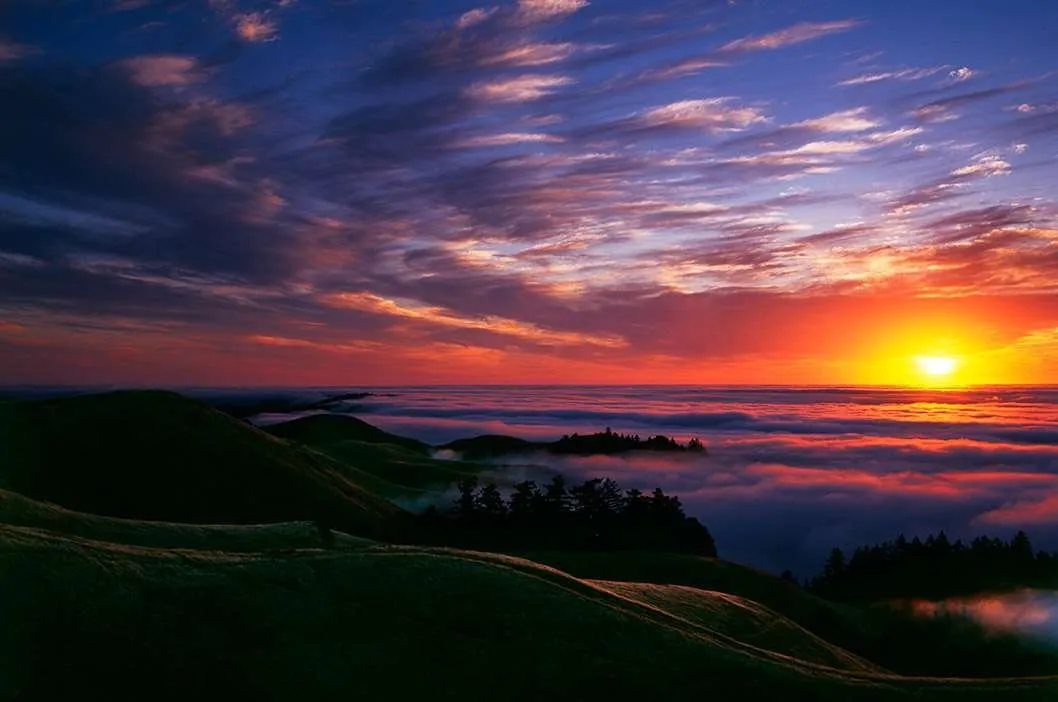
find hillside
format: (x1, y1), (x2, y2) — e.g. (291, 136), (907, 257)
(266, 415), (491, 496)
(0, 489), (374, 552)
(3, 521), (1058, 701)
(265, 413), (431, 455)
(0, 391), (403, 539)
(440, 429), (704, 459)
(520, 550), (1058, 678)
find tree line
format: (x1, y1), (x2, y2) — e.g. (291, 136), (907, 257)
(809, 530), (1058, 601)
(419, 474), (717, 556)
(549, 428), (705, 455)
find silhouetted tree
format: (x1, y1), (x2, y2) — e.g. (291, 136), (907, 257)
(455, 477), (479, 518)
(508, 480), (539, 519)
(424, 472), (717, 557)
(809, 530), (1058, 601)
(476, 483), (507, 518)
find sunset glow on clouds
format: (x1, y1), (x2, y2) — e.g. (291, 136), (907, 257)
(2, 0), (1058, 385)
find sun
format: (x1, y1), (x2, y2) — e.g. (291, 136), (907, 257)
(915, 355), (959, 377)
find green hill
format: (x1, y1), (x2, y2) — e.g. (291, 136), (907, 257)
(266, 415), (492, 497)
(4, 390), (1058, 700)
(0, 489), (374, 552)
(441, 433), (539, 458)
(0, 391), (402, 539)
(3, 521), (1057, 702)
(519, 550), (1058, 678)
(266, 413), (431, 455)
(440, 429), (705, 459)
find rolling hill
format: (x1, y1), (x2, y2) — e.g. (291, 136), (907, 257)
(3, 516), (1058, 702)
(0, 391), (402, 538)
(265, 414), (492, 497)
(3, 389), (1058, 700)
(265, 413), (431, 455)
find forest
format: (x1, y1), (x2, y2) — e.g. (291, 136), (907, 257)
(418, 474), (718, 555)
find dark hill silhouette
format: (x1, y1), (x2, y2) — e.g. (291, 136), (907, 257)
(441, 433), (538, 457)
(210, 391), (374, 419)
(265, 413), (430, 455)
(441, 428), (706, 459)
(0, 390), (403, 539)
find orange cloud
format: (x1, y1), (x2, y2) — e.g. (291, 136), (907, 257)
(120, 55), (203, 87)
(321, 291), (627, 348)
(975, 494), (1058, 526)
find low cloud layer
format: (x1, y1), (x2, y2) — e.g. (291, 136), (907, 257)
(270, 385), (1058, 575)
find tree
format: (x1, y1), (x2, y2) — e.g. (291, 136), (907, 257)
(598, 478), (625, 514)
(476, 483), (507, 518)
(542, 475), (568, 515)
(822, 547), (847, 580)
(455, 477), (479, 518)
(508, 480), (539, 519)
(1012, 531), (1034, 561)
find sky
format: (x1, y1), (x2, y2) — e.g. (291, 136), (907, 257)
(2, 0), (1058, 386)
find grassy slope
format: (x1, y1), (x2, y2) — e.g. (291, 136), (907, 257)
(265, 413), (431, 455)
(3, 524), (1057, 702)
(0, 489), (374, 551)
(0, 391), (402, 538)
(518, 550), (855, 631)
(518, 550), (1058, 678)
(265, 415), (492, 497)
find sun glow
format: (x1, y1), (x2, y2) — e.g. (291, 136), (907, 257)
(915, 355), (959, 378)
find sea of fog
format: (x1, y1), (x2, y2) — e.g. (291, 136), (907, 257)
(23, 382), (1050, 581)
(11, 383), (1058, 641)
(219, 384), (1058, 579)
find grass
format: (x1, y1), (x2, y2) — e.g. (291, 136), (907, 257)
(4, 390), (1058, 699)
(4, 524), (1058, 702)
(0, 489), (375, 552)
(0, 390), (403, 539)
(264, 416), (497, 498)
(517, 550), (1058, 678)
(265, 413), (432, 455)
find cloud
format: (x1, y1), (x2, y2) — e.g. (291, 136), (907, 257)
(235, 12), (279, 42)
(976, 494), (1058, 526)
(455, 132), (565, 147)
(4, 0), (1058, 394)
(838, 66), (945, 86)
(119, 55), (204, 87)
(457, 7), (499, 29)
(794, 107), (880, 132)
(465, 74), (573, 102)
(517, 0), (589, 23)
(948, 66), (977, 83)
(638, 98), (768, 131)
(321, 291), (627, 348)
(285, 385), (1058, 571)
(480, 42), (575, 67)
(950, 152), (1011, 178)
(642, 58), (728, 81)
(0, 40), (37, 63)
(912, 83), (1027, 122)
(720, 20), (860, 53)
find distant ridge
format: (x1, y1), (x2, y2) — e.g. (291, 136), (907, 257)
(266, 413), (430, 454)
